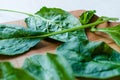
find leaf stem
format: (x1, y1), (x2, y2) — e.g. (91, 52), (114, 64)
(39, 19), (109, 37)
(0, 17), (113, 40)
(0, 9), (34, 16)
(0, 9), (53, 25)
(17, 18), (112, 39)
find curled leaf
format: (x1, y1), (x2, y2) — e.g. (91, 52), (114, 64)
(79, 10), (96, 25)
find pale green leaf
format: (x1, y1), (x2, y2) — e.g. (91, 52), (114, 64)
(96, 25), (120, 46)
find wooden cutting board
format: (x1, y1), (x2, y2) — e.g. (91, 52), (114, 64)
(0, 10), (120, 69)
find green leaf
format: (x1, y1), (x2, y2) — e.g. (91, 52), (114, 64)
(25, 7), (87, 42)
(22, 53), (75, 80)
(0, 62), (36, 80)
(95, 25), (120, 46)
(0, 24), (47, 39)
(79, 10), (96, 25)
(0, 38), (40, 55)
(56, 39), (120, 79)
(0, 24), (42, 55)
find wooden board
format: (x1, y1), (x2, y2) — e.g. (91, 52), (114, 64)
(0, 10), (120, 69)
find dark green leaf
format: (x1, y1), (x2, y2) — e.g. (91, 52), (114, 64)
(56, 39), (120, 79)
(79, 10), (96, 25)
(95, 25), (120, 46)
(0, 24), (42, 55)
(22, 53), (75, 80)
(0, 62), (36, 80)
(0, 24), (46, 39)
(25, 7), (87, 42)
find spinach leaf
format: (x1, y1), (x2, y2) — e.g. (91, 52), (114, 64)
(79, 10), (96, 25)
(0, 38), (40, 55)
(25, 7), (87, 42)
(0, 62), (36, 80)
(56, 38), (120, 79)
(0, 24), (42, 55)
(95, 25), (120, 46)
(22, 53), (75, 80)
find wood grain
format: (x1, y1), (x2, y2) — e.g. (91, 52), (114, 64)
(0, 10), (120, 80)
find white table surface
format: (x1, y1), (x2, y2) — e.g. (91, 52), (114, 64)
(0, 0), (120, 23)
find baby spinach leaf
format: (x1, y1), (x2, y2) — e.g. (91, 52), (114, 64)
(0, 62), (36, 80)
(79, 10), (96, 25)
(56, 39), (120, 79)
(25, 7), (87, 42)
(22, 53), (75, 80)
(95, 25), (120, 46)
(0, 24), (42, 55)
(0, 38), (40, 55)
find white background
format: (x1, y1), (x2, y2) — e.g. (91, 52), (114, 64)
(0, 0), (120, 23)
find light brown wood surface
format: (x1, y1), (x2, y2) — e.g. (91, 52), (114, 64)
(0, 10), (120, 80)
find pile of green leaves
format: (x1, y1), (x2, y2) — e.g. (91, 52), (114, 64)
(0, 7), (118, 55)
(0, 7), (120, 79)
(0, 7), (88, 55)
